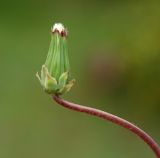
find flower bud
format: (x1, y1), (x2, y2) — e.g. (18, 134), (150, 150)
(36, 23), (75, 95)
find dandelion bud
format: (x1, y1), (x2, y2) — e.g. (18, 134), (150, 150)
(36, 23), (75, 95)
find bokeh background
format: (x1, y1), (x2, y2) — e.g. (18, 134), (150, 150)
(0, 0), (160, 157)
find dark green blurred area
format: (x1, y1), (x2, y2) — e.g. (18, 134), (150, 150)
(0, 0), (160, 157)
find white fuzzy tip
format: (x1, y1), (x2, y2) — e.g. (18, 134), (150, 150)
(52, 23), (67, 36)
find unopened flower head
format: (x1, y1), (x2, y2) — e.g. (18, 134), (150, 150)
(36, 23), (75, 95)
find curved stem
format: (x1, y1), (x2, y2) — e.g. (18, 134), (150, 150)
(53, 95), (160, 158)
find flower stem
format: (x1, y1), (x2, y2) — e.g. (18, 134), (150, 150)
(53, 95), (160, 158)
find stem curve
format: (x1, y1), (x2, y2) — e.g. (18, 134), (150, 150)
(53, 95), (160, 158)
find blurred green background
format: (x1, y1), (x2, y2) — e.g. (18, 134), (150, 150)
(0, 0), (160, 157)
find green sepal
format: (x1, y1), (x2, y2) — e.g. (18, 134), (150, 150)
(41, 65), (48, 84)
(36, 72), (42, 85)
(58, 71), (69, 89)
(58, 79), (75, 94)
(44, 73), (58, 94)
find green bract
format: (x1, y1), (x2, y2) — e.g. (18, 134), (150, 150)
(36, 23), (75, 95)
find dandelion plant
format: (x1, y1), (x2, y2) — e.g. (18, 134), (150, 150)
(36, 23), (160, 157)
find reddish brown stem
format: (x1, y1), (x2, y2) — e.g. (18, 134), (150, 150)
(53, 95), (160, 158)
